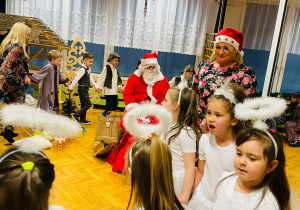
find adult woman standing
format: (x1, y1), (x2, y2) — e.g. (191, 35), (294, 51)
(0, 22), (31, 143)
(193, 28), (257, 125)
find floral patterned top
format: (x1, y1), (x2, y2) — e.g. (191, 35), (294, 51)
(193, 61), (258, 122)
(0, 42), (27, 104)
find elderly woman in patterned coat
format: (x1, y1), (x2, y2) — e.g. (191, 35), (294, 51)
(193, 28), (257, 131)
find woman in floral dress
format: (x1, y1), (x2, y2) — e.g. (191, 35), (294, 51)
(0, 22), (31, 143)
(193, 28), (257, 127)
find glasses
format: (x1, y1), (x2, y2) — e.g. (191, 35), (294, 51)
(145, 65), (156, 69)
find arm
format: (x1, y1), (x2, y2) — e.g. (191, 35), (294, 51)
(0, 45), (23, 87)
(192, 159), (205, 192)
(177, 153), (196, 204)
(68, 68), (85, 90)
(156, 77), (170, 104)
(96, 66), (107, 92)
(30, 65), (51, 84)
(90, 74), (100, 91)
(123, 74), (139, 107)
(240, 66), (258, 96)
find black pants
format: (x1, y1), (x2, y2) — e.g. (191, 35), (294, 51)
(104, 95), (119, 114)
(75, 86), (91, 121)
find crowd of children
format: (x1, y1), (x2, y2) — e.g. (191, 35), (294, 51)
(0, 22), (296, 210)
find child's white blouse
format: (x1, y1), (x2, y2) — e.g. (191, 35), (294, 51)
(214, 171), (279, 210)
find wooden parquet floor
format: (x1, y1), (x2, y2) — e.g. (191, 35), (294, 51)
(0, 108), (299, 210)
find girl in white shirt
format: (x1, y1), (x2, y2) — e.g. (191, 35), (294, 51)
(162, 86), (200, 205)
(188, 83), (248, 209)
(125, 134), (185, 210)
(214, 127), (290, 210)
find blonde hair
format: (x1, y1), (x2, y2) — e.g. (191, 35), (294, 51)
(49, 50), (62, 61)
(210, 43), (243, 65)
(125, 135), (183, 210)
(0, 22), (31, 58)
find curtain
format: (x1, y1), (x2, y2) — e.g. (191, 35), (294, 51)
(289, 8), (300, 55)
(242, 2), (278, 51)
(8, 0), (210, 56)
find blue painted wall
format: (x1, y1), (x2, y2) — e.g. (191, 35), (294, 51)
(30, 42), (196, 82)
(281, 53), (300, 93)
(243, 49), (270, 91)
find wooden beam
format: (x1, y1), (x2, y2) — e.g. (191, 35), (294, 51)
(29, 53), (49, 60)
(28, 47), (44, 63)
(29, 65), (43, 71)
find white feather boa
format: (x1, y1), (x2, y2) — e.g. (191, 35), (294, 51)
(235, 97), (287, 130)
(0, 104), (81, 138)
(123, 103), (172, 138)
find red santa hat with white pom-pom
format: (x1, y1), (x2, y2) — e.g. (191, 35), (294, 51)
(214, 27), (244, 56)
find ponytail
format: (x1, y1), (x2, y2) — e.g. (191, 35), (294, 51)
(126, 135), (184, 210)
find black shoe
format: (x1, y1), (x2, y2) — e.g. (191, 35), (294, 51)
(1, 129), (15, 143)
(80, 120), (91, 125)
(72, 115), (80, 123)
(289, 140), (300, 147)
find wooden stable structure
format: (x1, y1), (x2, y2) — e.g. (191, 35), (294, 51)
(0, 13), (70, 72)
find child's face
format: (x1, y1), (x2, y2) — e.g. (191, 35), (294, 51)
(51, 57), (62, 67)
(206, 99), (236, 138)
(234, 140), (269, 187)
(83, 58), (94, 68)
(162, 92), (176, 113)
(110, 58), (119, 67)
(184, 71), (194, 80)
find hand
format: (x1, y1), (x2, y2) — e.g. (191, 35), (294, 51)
(200, 119), (208, 134)
(65, 83), (69, 87)
(96, 88), (101, 93)
(0, 83), (3, 90)
(24, 76), (31, 85)
(117, 87), (124, 93)
(177, 194), (189, 205)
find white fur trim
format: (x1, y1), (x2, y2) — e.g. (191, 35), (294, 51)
(125, 103), (139, 111)
(1, 104), (81, 138)
(141, 58), (158, 66)
(215, 35), (240, 51)
(147, 85), (157, 104)
(123, 103), (172, 138)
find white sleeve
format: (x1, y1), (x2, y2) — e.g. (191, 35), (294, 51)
(69, 68), (85, 90)
(90, 73), (99, 89)
(180, 129), (196, 153)
(97, 66), (107, 89)
(198, 134), (209, 160)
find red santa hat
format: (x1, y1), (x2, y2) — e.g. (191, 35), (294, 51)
(214, 28), (244, 56)
(142, 52), (158, 66)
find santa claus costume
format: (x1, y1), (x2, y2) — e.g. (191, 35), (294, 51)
(107, 52), (170, 172)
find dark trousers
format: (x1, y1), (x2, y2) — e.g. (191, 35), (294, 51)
(104, 95), (119, 114)
(75, 86), (91, 121)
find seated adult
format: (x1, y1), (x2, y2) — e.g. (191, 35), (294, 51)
(169, 64), (195, 88)
(107, 52), (170, 172)
(267, 91), (300, 130)
(286, 99), (300, 147)
(193, 27), (258, 128)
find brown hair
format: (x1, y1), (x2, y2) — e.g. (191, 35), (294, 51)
(125, 135), (183, 210)
(210, 43), (243, 66)
(165, 87), (201, 144)
(235, 128), (290, 210)
(0, 147), (55, 210)
(49, 50), (62, 61)
(209, 83), (248, 137)
(83, 52), (94, 60)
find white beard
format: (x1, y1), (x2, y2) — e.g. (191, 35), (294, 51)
(142, 69), (159, 86)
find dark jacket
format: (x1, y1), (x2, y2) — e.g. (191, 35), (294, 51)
(104, 65), (122, 89)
